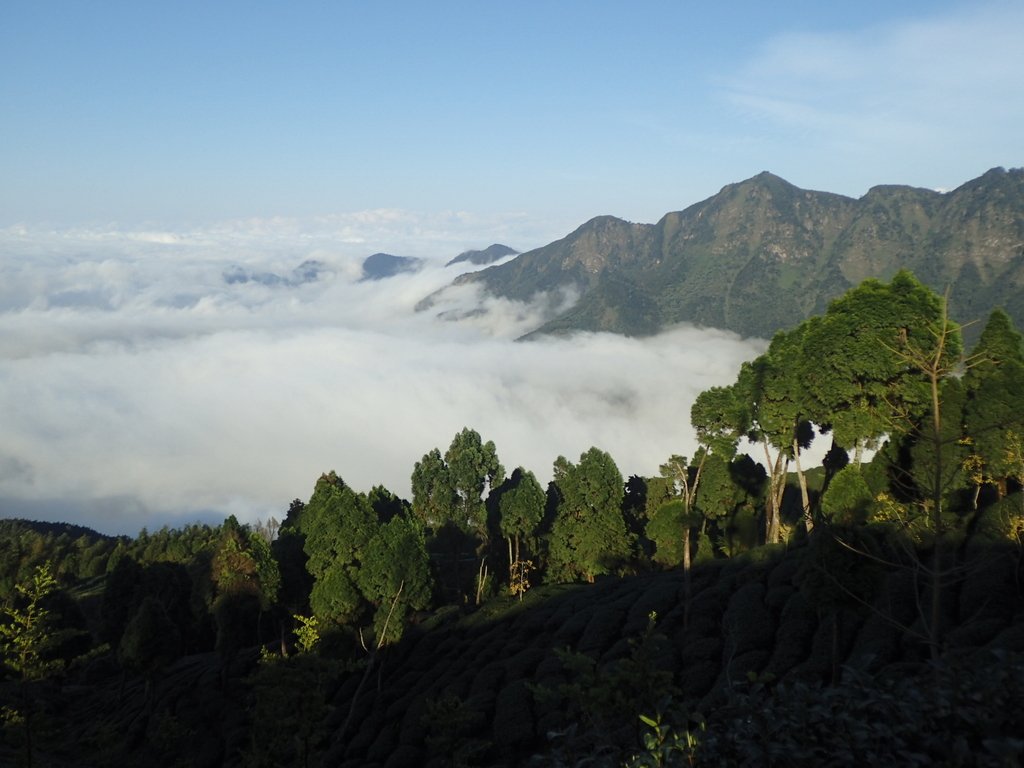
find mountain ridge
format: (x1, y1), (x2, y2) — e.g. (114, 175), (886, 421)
(445, 243), (519, 267)
(442, 167), (1024, 340)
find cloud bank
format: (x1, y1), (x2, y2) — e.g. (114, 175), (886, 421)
(0, 221), (765, 535)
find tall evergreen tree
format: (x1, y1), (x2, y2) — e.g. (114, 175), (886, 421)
(357, 515), (434, 645)
(301, 473), (379, 629)
(547, 448), (632, 583)
(963, 309), (1024, 501)
(410, 448), (453, 528)
(443, 427), (505, 540)
(496, 467), (546, 597)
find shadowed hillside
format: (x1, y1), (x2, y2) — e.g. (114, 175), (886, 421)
(5, 523), (1022, 767)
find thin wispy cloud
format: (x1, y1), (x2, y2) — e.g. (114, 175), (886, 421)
(721, 2), (1024, 189)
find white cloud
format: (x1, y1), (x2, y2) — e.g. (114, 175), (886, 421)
(0, 221), (765, 535)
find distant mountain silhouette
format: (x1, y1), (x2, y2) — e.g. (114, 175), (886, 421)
(360, 252), (424, 281)
(223, 259), (328, 287)
(446, 244), (518, 267)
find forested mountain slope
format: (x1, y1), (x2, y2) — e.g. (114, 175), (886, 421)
(443, 167), (1024, 340)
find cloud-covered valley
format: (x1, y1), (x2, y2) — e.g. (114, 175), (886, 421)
(0, 219), (765, 535)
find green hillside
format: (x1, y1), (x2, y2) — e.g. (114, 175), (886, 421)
(446, 168), (1024, 341)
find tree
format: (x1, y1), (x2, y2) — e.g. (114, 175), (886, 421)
(695, 454), (766, 557)
(691, 385), (747, 460)
(0, 563), (63, 768)
(209, 515), (282, 651)
(411, 448), (453, 528)
(883, 289), (963, 659)
(301, 474), (379, 631)
(758, 325), (818, 533)
(963, 309), (1024, 503)
(443, 427), (505, 539)
(801, 270), (948, 464)
(820, 465), (874, 526)
(413, 429), (504, 603)
(821, 282), (964, 661)
(99, 555), (143, 646)
(0, 562), (62, 681)
(690, 384), (763, 551)
(651, 454), (706, 625)
(367, 484), (410, 524)
(645, 500), (690, 567)
(496, 467), (545, 595)
(547, 448), (633, 583)
(118, 595), (181, 703)
(356, 515), (434, 645)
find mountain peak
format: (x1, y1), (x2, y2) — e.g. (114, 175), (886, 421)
(713, 171), (802, 201)
(446, 243), (518, 268)
(442, 167), (1024, 341)
(360, 252), (424, 281)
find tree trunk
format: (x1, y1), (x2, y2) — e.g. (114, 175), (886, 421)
(793, 437), (813, 534)
(682, 525), (692, 629)
(475, 558), (488, 605)
(763, 445), (787, 544)
(831, 611), (841, 685)
(853, 439), (865, 467)
(928, 366), (944, 662)
(507, 537), (514, 585)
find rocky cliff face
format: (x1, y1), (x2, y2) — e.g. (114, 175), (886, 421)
(451, 168), (1024, 340)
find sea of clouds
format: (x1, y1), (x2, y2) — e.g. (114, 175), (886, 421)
(0, 215), (767, 536)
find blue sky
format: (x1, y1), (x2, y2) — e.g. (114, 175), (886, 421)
(2, 0), (1020, 243)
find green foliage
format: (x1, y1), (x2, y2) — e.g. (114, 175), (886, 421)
(118, 595), (181, 679)
(0, 563), (63, 680)
(645, 501), (688, 567)
(411, 447), (454, 527)
(691, 385), (746, 458)
(906, 375), (970, 511)
(301, 473), (378, 579)
(300, 473), (380, 630)
(357, 514), (434, 645)
(211, 517), (262, 598)
(532, 612), (678, 765)
(411, 428), (505, 539)
(627, 711), (703, 768)
(293, 614), (320, 654)
(367, 484), (411, 523)
(821, 466), (874, 525)
(693, 453), (750, 525)
(445, 427), (505, 537)
(802, 270), (956, 455)
(0, 520), (118, 600)
(498, 468), (546, 547)
(963, 309), (1024, 492)
(547, 447), (633, 583)
(243, 653), (336, 768)
(308, 560), (364, 629)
